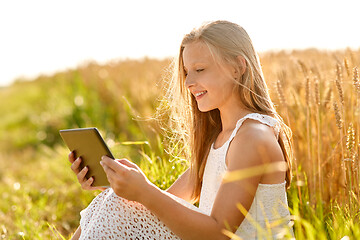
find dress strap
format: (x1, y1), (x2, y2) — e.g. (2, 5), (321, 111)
(228, 113), (280, 143)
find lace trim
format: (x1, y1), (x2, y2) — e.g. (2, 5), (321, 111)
(258, 181), (286, 187)
(211, 113), (280, 151)
(229, 113), (280, 141)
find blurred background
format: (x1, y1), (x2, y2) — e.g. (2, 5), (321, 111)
(0, 0), (359, 239)
(1, 0), (360, 87)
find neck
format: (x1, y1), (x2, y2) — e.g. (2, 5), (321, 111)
(218, 103), (252, 132)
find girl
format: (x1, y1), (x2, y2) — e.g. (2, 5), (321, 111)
(68, 20), (294, 239)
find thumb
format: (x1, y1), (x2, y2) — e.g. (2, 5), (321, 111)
(115, 159), (139, 170)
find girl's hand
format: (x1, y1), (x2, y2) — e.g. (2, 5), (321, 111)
(100, 156), (153, 202)
(68, 151), (106, 191)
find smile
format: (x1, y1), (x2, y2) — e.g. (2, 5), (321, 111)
(195, 91), (207, 98)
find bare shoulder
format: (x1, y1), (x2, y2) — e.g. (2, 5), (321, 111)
(226, 119), (285, 170)
(211, 119), (286, 231)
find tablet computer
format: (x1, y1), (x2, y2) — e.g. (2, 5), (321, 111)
(59, 127), (114, 187)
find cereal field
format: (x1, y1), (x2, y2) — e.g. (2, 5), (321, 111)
(0, 49), (359, 239)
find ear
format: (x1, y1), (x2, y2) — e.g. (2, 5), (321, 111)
(236, 55), (246, 75)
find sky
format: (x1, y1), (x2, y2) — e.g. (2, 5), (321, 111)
(0, 0), (359, 87)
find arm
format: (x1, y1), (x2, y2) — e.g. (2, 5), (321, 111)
(100, 123), (284, 240)
(101, 158), (224, 239)
(70, 226), (81, 240)
(210, 122), (286, 233)
(142, 124), (284, 239)
(165, 168), (197, 204)
(144, 183), (224, 239)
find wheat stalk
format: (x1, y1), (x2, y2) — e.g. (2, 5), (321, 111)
(346, 123), (355, 155)
(335, 64), (345, 106)
(323, 86), (332, 109)
(353, 67), (360, 95)
(305, 74), (316, 202)
(305, 76), (311, 107)
(333, 101), (343, 129)
(276, 79), (286, 106)
(345, 123), (355, 205)
(313, 74), (322, 199)
(297, 60), (308, 77)
(344, 58), (351, 77)
(314, 76), (320, 106)
(333, 100), (347, 203)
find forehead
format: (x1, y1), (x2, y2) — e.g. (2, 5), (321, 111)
(182, 41), (214, 68)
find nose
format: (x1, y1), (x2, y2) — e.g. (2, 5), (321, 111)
(184, 74), (195, 89)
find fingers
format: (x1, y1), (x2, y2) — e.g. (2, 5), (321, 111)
(68, 151), (76, 164)
(77, 166), (98, 190)
(100, 160), (116, 180)
(81, 176), (94, 190)
(69, 152), (106, 191)
(71, 157), (82, 174)
(77, 168), (107, 191)
(80, 176), (103, 190)
(116, 159), (139, 170)
(101, 156), (130, 173)
(77, 166), (88, 183)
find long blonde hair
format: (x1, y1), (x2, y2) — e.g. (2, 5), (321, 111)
(163, 20), (293, 201)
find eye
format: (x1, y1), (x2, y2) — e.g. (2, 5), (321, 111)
(196, 69), (204, 73)
(184, 71), (188, 77)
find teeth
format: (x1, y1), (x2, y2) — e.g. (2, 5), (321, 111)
(195, 91), (207, 97)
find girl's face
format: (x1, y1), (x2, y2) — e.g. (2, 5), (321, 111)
(183, 41), (240, 113)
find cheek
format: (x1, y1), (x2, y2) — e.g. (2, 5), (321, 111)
(217, 80), (237, 100)
(203, 72), (221, 88)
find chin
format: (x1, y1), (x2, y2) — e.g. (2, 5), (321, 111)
(197, 104), (215, 113)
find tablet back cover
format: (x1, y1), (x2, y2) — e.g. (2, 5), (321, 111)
(59, 128), (113, 187)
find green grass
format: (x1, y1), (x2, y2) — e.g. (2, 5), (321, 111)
(0, 143), (187, 239)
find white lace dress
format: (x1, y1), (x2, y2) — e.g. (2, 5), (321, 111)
(79, 113), (293, 239)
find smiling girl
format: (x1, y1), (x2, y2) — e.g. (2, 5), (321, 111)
(69, 20), (294, 239)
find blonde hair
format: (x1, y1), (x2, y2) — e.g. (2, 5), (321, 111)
(163, 20), (293, 201)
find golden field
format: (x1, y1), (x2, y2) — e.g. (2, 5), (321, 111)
(0, 48), (359, 239)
